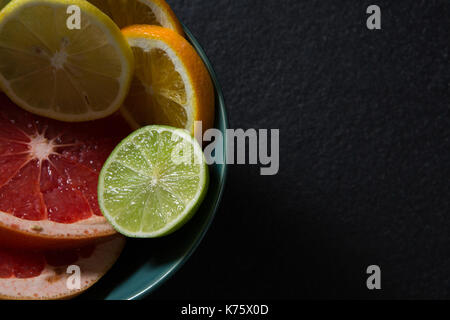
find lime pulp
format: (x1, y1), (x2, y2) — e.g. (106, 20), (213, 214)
(98, 125), (208, 238)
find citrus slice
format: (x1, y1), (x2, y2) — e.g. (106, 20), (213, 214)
(0, 235), (125, 300)
(98, 125), (209, 238)
(0, 94), (131, 249)
(87, 0), (184, 35)
(121, 25), (214, 135)
(0, 0), (134, 122)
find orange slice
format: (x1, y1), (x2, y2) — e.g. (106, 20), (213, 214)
(88, 0), (184, 34)
(121, 25), (215, 135)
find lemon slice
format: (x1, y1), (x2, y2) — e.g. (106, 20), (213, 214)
(0, 0), (134, 121)
(88, 0), (184, 35)
(121, 25), (214, 135)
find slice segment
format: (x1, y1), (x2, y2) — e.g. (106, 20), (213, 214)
(0, 235), (125, 300)
(0, 0), (134, 122)
(98, 125), (209, 237)
(121, 25), (214, 135)
(87, 0), (184, 34)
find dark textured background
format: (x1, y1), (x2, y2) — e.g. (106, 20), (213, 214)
(151, 0), (450, 299)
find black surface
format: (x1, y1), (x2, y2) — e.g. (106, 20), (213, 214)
(150, 0), (450, 299)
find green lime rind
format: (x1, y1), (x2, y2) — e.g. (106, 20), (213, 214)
(98, 125), (209, 238)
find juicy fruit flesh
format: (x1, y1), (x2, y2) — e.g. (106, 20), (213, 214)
(102, 128), (202, 234)
(0, 245), (94, 279)
(0, 2), (123, 116)
(0, 94), (129, 223)
(88, 0), (162, 29)
(123, 46), (188, 129)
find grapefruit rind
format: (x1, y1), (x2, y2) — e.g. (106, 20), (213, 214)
(0, 213), (116, 249)
(0, 235), (125, 300)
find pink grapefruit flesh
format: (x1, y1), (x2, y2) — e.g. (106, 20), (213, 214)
(0, 93), (131, 248)
(0, 235), (125, 300)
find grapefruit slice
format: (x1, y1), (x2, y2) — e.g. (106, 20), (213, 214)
(0, 235), (125, 300)
(0, 93), (130, 249)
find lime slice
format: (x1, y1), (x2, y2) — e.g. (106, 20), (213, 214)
(98, 125), (209, 237)
(0, 0), (134, 122)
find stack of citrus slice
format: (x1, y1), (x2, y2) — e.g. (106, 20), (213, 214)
(0, 0), (214, 300)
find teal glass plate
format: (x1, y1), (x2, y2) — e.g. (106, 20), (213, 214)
(81, 25), (228, 300)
